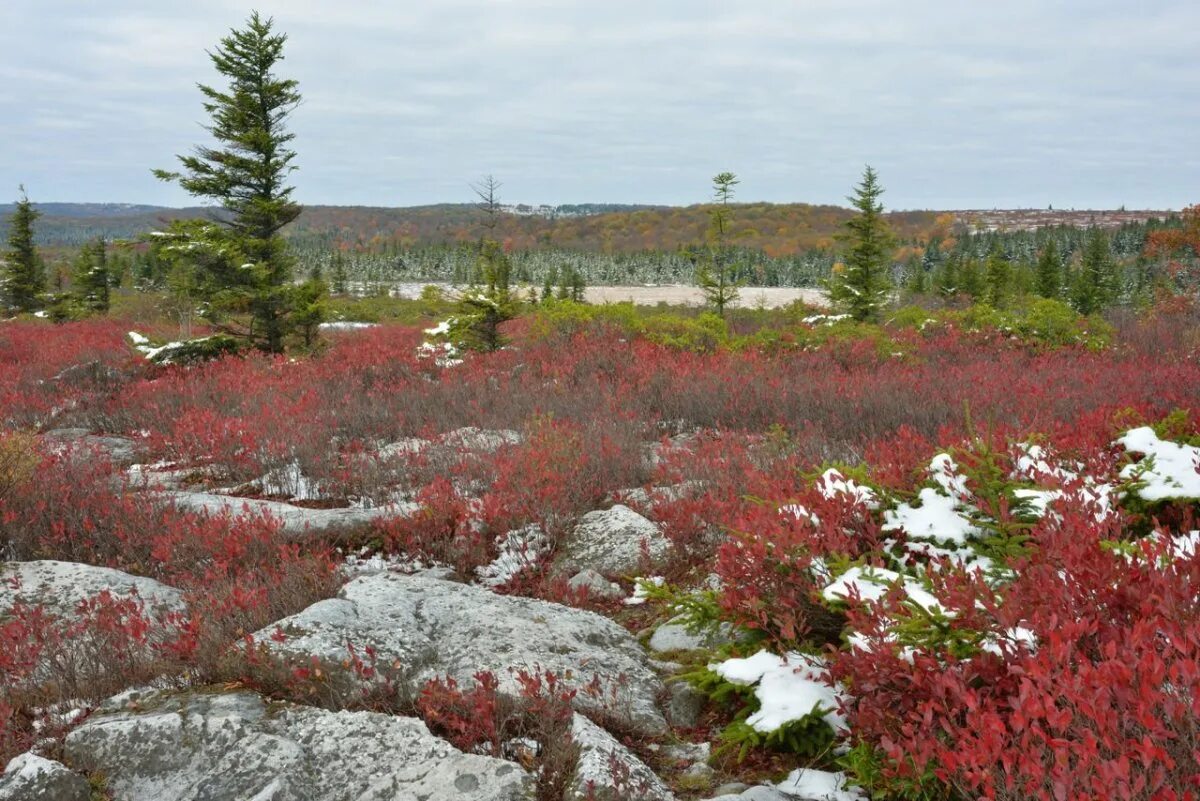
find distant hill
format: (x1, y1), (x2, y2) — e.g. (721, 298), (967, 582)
(0, 201), (1173, 255)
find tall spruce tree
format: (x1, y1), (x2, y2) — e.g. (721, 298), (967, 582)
(1034, 240), (1061, 299)
(827, 166), (895, 321)
(1070, 228), (1117, 315)
(2, 186), (44, 313)
(153, 12), (313, 352)
(73, 239), (110, 314)
(696, 171), (743, 317)
(983, 246), (1012, 307)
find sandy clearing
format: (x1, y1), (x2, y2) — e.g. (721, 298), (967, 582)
(583, 285), (827, 309)
(379, 282), (827, 309)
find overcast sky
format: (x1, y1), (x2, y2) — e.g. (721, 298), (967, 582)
(0, 1), (1196, 210)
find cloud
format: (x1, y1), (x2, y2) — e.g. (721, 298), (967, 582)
(0, 0), (1196, 209)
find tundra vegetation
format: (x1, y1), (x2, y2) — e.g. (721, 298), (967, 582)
(2, 10), (1200, 801)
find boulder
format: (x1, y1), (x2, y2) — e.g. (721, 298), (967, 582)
(558, 505), (670, 577)
(166, 491), (415, 540)
(255, 572), (667, 735)
(40, 428), (137, 464)
(0, 561), (184, 620)
(567, 714), (674, 801)
(0, 754), (90, 801)
(63, 689), (533, 801)
(441, 427), (523, 453)
(649, 618), (734, 653)
(566, 569), (625, 601)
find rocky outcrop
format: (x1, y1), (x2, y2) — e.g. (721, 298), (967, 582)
(567, 714), (674, 801)
(62, 689), (533, 801)
(254, 572), (668, 734)
(40, 428), (138, 464)
(440, 427), (523, 453)
(566, 569), (625, 601)
(0, 754), (91, 801)
(557, 505), (670, 577)
(166, 491), (414, 539)
(0, 560), (184, 620)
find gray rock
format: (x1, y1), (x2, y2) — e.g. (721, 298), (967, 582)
(63, 689), (533, 801)
(167, 491), (415, 540)
(558, 505), (670, 576)
(683, 762), (716, 782)
(255, 572), (668, 735)
(660, 742), (710, 764)
(441, 427), (523, 453)
(613, 481), (708, 509)
(375, 437), (430, 460)
(40, 428), (137, 464)
(649, 617), (734, 653)
(566, 569), (625, 601)
(0, 561), (184, 620)
(567, 714), (674, 801)
(50, 360), (125, 388)
(710, 784), (751, 798)
(665, 681), (706, 729)
(0, 753), (90, 801)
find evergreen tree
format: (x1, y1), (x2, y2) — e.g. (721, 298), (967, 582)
(1070, 228), (1118, 315)
(960, 257), (985, 301)
(934, 252), (960, 298)
(1034, 240), (1061, 299)
(903, 254), (927, 295)
(827, 166), (895, 321)
(2, 186), (44, 313)
(331, 250), (348, 295)
(153, 12), (314, 353)
(983, 246), (1011, 307)
(451, 177), (516, 352)
(696, 171), (743, 317)
(73, 239), (111, 314)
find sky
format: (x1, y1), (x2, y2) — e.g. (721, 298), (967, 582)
(0, 1), (1197, 210)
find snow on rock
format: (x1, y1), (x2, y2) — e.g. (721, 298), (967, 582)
(0, 753), (91, 801)
(822, 565), (944, 614)
(62, 689), (532, 801)
(1118, 427), (1200, 501)
(557, 505), (671, 576)
(166, 491), (413, 540)
(253, 572), (668, 735)
(710, 652), (846, 734)
(816, 470), (879, 509)
(0, 561), (184, 621)
(567, 714), (674, 801)
(775, 768), (867, 801)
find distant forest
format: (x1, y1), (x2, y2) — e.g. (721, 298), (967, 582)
(0, 201), (1179, 288)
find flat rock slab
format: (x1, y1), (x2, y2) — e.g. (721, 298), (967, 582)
(255, 572), (668, 735)
(557, 505), (670, 577)
(63, 689), (533, 801)
(0, 560), (184, 620)
(166, 491), (415, 540)
(0, 754), (91, 801)
(568, 714), (674, 801)
(40, 428), (138, 464)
